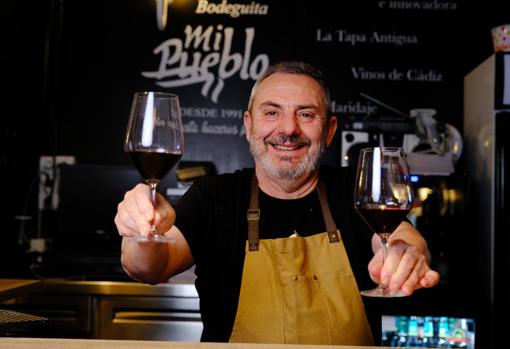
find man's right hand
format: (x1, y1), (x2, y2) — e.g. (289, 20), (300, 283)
(114, 183), (176, 239)
(114, 184), (194, 284)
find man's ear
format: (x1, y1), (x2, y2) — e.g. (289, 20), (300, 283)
(243, 111), (252, 142)
(325, 115), (338, 147)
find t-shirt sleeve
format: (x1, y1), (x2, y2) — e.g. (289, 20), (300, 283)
(173, 180), (210, 263)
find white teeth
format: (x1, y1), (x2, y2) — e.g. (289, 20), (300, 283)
(274, 144), (298, 151)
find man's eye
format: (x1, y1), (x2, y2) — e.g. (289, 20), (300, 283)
(265, 111), (278, 117)
(299, 112), (315, 119)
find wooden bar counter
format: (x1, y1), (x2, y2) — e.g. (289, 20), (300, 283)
(0, 338), (381, 349)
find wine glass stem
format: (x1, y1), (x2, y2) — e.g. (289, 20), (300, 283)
(148, 181), (158, 235)
(380, 236), (389, 289)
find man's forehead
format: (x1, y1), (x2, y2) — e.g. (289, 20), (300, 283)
(252, 73), (325, 108)
(259, 72), (321, 88)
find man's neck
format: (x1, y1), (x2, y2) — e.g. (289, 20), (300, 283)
(255, 167), (319, 199)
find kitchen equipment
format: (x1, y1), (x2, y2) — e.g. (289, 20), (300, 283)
(464, 51), (510, 349)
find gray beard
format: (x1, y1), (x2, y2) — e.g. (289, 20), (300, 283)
(249, 134), (326, 180)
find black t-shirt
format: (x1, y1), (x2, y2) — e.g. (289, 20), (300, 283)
(174, 165), (376, 342)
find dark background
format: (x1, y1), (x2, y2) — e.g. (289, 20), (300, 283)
(0, 0), (508, 346)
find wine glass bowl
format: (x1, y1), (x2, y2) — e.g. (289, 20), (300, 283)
(124, 91), (184, 243)
(354, 147), (413, 297)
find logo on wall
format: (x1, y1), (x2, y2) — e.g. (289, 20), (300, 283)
(155, 0), (269, 31)
(195, 0), (269, 17)
(142, 24), (269, 103)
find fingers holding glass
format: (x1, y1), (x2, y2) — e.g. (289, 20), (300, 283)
(354, 147), (414, 297)
(123, 92), (184, 243)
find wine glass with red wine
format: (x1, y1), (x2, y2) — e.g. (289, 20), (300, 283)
(354, 147), (414, 297)
(124, 91), (184, 243)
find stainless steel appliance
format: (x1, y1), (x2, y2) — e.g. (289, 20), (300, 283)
(339, 114), (416, 167)
(9, 277), (202, 341)
(464, 51), (510, 349)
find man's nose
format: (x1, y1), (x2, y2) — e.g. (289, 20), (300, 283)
(278, 114), (300, 135)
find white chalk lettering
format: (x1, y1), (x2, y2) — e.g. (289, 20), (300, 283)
(335, 30), (367, 46)
(351, 67), (386, 80)
(407, 69), (443, 82)
(183, 120), (200, 134)
(221, 108), (243, 119)
(318, 28), (419, 47)
(182, 107), (219, 118)
(142, 25), (269, 103)
(195, 0), (269, 18)
(331, 100), (378, 116)
(316, 29), (333, 42)
(370, 31), (418, 46)
(384, 0), (457, 10)
(201, 120), (239, 135)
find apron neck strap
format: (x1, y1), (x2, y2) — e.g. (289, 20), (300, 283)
(247, 175), (260, 251)
(247, 174), (340, 252)
(317, 180), (340, 243)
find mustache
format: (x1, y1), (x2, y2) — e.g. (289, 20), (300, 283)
(264, 134), (311, 146)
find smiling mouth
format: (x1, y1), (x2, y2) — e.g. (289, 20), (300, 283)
(265, 135), (311, 152)
(270, 143), (306, 151)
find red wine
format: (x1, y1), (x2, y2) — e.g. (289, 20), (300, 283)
(356, 206), (410, 237)
(128, 151), (182, 181)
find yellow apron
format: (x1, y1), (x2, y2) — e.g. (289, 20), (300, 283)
(229, 177), (373, 345)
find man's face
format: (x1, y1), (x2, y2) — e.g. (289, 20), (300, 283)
(244, 73), (337, 180)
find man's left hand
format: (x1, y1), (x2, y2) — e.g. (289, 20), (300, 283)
(368, 239), (440, 295)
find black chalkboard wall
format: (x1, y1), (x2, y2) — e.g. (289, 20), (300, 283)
(36, 0), (505, 172)
(1, 2), (506, 273)
(0, 0), (507, 290)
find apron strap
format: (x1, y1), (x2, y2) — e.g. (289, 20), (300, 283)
(317, 181), (340, 243)
(247, 175), (260, 251)
(246, 175), (340, 251)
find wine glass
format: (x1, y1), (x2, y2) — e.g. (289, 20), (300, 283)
(353, 147), (414, 297)
(124, 91), (184, 243)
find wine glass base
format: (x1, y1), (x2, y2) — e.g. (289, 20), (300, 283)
(126, 234), (176, 244)
(360, 287), (407, 298)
